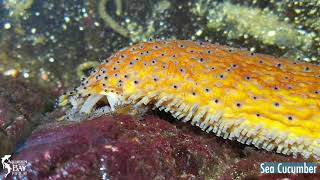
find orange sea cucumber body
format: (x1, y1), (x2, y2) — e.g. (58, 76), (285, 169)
(60, 40), (320, 160)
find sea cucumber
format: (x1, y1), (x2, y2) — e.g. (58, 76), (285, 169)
(59, 40), (320, 160)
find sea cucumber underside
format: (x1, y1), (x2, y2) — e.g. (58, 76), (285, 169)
(59, 40), (320, 160)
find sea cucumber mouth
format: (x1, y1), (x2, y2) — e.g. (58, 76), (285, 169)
(63, 91), (125, 121)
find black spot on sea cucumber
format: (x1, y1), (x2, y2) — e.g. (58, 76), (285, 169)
(304, 67), (310, 72)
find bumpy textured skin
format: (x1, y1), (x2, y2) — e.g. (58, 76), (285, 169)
(61, 40), (320, 160)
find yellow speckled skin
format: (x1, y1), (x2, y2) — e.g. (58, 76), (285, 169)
(63, 40), (320, 160)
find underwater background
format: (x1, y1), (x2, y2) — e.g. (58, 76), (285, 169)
(0, 0), (320, 179)
(1, 0), (319, 89)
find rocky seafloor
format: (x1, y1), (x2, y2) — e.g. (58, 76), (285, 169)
(0, 76), (319, 179)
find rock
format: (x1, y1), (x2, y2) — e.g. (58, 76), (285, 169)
(5, 113), (319, 179)
(0, 75), (53, 157)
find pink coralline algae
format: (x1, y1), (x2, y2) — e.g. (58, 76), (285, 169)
(5, 114), (319, 179)
(0, 75), (50, 157)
